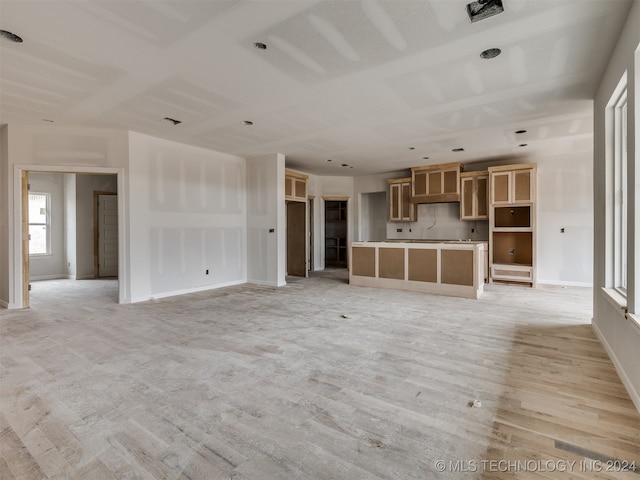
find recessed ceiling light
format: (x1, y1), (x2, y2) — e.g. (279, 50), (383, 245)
(327, 159), (333, 162)
(515, 129), (527, 134)
(162, 117), (181, 125)
(341, 163), (349, 167)
(422, 156), (429, 160)
(0, 30), (23, 43)
(519, 144), (528, 147)
(452, 148), (465, 152)
(349, 166), (354, 169)
(241, 120), (253, 125)
(253, 42), (267, 50)
(407, 147), (415, 150)
(480, 48), (501, 59)
(43, 119), (54, 123)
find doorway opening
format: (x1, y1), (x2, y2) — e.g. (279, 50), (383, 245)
(324, 199), (348, 268)
(286, 200), (307, 277)
(21, 169), (121, 308)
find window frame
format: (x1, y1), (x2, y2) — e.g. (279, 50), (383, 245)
(28, 191), (51, 256)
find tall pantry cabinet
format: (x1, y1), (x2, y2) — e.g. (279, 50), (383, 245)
(488, 164), (536, 286)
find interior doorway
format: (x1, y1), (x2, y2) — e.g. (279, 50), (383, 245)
(286, 201), (307, 277)
(20, 168), (121, 308)
(325, 199), (348, 268)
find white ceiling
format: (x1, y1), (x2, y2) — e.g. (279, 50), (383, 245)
(0, 0), (632, 175)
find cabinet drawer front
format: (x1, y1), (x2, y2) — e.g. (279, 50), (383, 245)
(491, 265), (533, 282)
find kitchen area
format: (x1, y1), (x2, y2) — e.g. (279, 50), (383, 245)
(350, 162), (536, 299)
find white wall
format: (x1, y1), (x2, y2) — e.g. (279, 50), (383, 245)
(0, 126), (10, 307)
(0, 124), (129, 308)
(246, 153), (286, 286)
(28, 173), (66, 280)
(64, 174), (77, 279)
(593, 0), (640, 413)
(128, 132), (247, 301)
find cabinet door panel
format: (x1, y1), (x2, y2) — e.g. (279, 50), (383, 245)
(443, 170), (458, 194)
(477, 177), (488, 217)
(428, 171), (442, 195)
(390, 184), (400, 220)
(294, 178), (306, 199)
(492, 173), (510, 204)
(514, 170), (531, 202)
(285, 177), (293, 197)
(401, 183), (412, 220)
(461, 177), (474, 219)
(414, 172), (427, 196)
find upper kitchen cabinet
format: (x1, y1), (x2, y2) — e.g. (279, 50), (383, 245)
(388, 178), (417, 222)
(489, 164), (535, 205)
(460, 171), (488, 221)
(411, 162), (462, 204)
(285, 169), (308, 202)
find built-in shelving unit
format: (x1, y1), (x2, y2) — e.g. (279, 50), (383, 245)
(325, 200), (347, 267)
(488, 164), (536, 286)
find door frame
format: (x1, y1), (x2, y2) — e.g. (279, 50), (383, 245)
(15, 165), (125, 308)
(94, 191), (118, 278)
(308, 195), (314, 272)
(322, 196), (350, 268)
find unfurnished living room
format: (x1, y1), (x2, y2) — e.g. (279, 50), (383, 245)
(0, 0), (639, 479)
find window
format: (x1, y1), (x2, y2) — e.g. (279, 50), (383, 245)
(613, 92), (627, 294)
(28, 192), (50, 255)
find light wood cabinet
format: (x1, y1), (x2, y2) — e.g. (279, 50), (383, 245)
(490, 165), (534, 205)
(488, 164), (536, 286)
(285, 169), (308, 202)
(460, 171), (488, 221)
(388, 178), (417, 222)
(411, 162), (462, 204)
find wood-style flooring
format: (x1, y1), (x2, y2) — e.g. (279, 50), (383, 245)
(1, 270), (639, 479)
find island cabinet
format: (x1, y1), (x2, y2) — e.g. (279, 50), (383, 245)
(488, 164), (537, 286)
(460, 171), (488, 221)
(285, 169), (308, 202)
(411, 162), (462, 204)
(388, 178), (417, 222)
(350, 241), (485, 299)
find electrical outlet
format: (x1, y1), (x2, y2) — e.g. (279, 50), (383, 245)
(397, 228), (402, 233)
(206, 269), (209, 275)
(561, 228), (565, 233)
(471, 228), (475, 233)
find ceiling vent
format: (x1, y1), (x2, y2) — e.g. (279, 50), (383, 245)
(162, 117), (182, 125)
(466, 0), (504, 23)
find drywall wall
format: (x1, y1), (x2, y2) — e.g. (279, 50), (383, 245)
(75, 174), (117, 279)
(64, 174), (77, 279)
(359, 192), (387, 242)
(0, 124), (128, 308)
(0, 126), (9, 307)
(128, 132), (247, 301)
(593, 0), (640, 413)
(247, 153), (285, 286)
(536, 151), (593, 286)
(28, 173), (66, 280)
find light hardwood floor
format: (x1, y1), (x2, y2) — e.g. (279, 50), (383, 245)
(1, 271), (639, 479)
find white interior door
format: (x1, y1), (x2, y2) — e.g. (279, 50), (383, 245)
(98, 194), (118, 277)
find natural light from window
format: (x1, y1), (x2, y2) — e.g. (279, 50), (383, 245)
(28, 192), (50, 255)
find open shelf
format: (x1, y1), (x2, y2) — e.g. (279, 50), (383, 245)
(494, 206), (531, 228)
(492, 231), (532, 266)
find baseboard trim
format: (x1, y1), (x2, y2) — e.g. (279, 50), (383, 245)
(29, 274), (67, 282)
(592, 320), (640, 415)
(143, 280), (247, 302)
(247, 280), (285, 287)
(537, 280), (592, 288)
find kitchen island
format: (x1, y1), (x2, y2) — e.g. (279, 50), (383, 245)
(349, 240), (486, 299)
